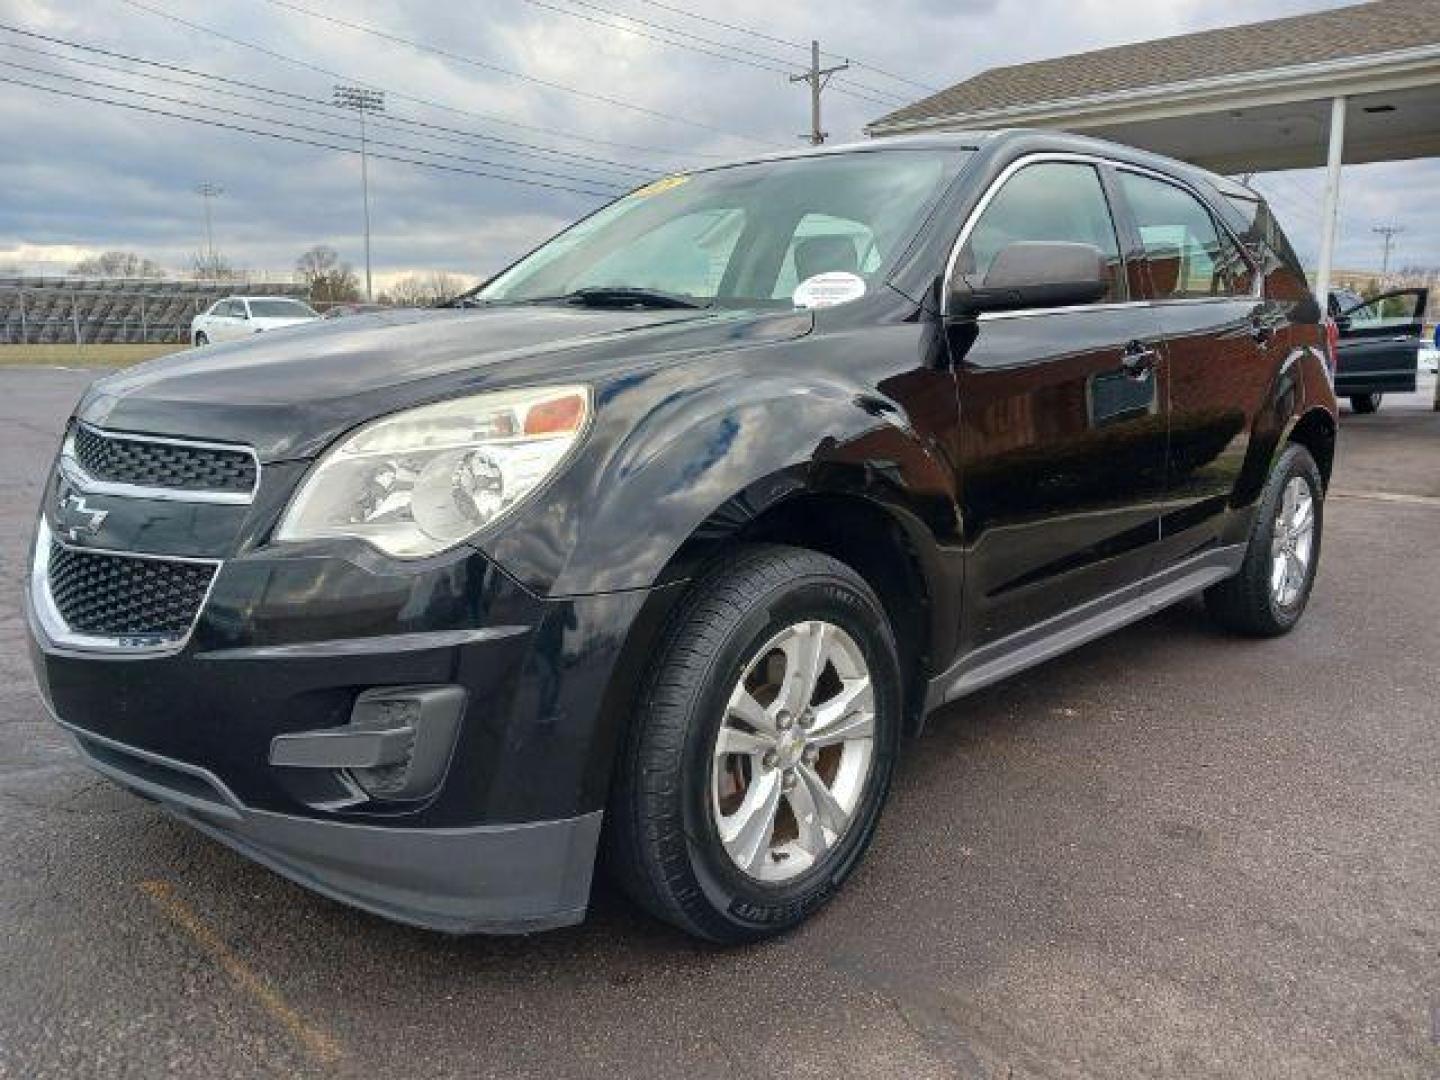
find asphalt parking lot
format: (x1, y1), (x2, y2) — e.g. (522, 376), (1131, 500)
(1, 367), (1437, 1080)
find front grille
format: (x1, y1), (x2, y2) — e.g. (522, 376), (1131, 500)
(72, 425), (256, 494)
(47, 543), (216, 639)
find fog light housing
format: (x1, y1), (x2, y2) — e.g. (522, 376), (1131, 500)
(270, 685), (466, 805)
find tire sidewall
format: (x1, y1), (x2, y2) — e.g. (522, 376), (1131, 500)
(677, 574), (901, 937)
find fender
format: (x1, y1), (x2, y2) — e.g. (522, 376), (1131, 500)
(526, 360), (960, 597)
(1228, 343), (1316, 517)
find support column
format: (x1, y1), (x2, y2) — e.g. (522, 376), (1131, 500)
(1314, 95), (1346, 302)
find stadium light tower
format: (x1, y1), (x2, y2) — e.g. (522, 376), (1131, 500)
(195, 182), (223, 267)
(333, 85), (385, 301)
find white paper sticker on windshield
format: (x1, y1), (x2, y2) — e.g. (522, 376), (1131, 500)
(793, 272), (866, 310)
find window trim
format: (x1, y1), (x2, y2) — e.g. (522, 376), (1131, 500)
(941, 151), (1262, 319)
(1110, 164), (1262, 304)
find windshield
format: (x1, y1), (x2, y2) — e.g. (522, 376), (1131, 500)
(476, 149), (971, 308)
(248, 299), (317, 318)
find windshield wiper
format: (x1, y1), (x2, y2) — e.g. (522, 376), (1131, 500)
(560, 286), (707, 310)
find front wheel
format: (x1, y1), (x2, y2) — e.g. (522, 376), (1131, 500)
(194, 331), (209, 347)
(606, 544), (901, 943)
(1205, 443), (1324, 636)
(1350, 393), (1382, 414)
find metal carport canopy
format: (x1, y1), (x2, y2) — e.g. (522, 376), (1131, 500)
(865, 0), (1440, 299)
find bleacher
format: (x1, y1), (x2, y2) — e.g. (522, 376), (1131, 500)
(0, 276), (310, 345)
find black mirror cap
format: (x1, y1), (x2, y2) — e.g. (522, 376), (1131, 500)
(950, 241), (1109, 317)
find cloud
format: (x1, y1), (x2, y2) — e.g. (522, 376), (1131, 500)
(1, 0), (1434, 279)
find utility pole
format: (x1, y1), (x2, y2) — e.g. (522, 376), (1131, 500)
(333, 85), (386, 301)
(1373, 224), (1403, 282)
(195, 182), (223, 271)
(789, 40), (849, 146)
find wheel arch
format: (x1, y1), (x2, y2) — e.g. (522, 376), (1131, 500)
(590, 480), (952, 791)
(1285, 406), (1337, 489)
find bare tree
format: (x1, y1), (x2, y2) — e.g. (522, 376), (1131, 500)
(73, 251), (167, 278)
(191, 250), (239, 281)
(295, 245), (360, 303)
(383, 270), (466, 307)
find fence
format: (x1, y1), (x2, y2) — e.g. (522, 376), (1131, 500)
(0, 276), (310, 345)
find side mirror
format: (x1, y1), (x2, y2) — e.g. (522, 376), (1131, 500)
(1333, 315), (1352, 332)
(950, 241), (1108, 317)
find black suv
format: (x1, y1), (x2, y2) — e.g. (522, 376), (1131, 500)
(27, 131), (1338, 943)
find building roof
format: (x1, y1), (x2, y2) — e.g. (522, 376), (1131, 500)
(868, 0), (1440, 133)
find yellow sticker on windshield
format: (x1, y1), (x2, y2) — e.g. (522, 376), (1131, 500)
(631, 175), (689, 198)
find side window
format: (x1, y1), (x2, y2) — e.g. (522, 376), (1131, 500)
(221, 300), (242, 318)
(771, 213), (881, 299)
(1343, 291), (1426, 329)
(959, 162), (1125, 303)
(1119, 172), (1254, 299)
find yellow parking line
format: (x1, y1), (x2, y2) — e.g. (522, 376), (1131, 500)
(138, 880), (344, 1067)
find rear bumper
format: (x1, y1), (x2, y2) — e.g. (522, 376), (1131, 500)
(62, 719), (603, 933)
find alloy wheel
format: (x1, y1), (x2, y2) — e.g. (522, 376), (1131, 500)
(1271, 476), (1316, 608)
(710, 620), (876, 883)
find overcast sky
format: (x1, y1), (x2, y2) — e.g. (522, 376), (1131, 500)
(0, 0), (1432, 287)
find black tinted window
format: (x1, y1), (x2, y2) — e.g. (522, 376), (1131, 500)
(959, 162), (1124, 303)
(1120, 171), (1254, 299)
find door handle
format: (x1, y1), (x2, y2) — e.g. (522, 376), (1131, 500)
(1121, 342), (1158, 379)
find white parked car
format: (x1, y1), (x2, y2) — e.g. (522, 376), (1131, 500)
(191, 296), (319, 346)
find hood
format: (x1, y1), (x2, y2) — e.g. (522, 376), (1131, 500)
(78, 304), (811, 461)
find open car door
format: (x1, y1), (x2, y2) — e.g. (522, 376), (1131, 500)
(1332, 288), (1429, 405)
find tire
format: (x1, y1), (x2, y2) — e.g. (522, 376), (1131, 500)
(606, 544), (902, 944)
(1349, 393), (1382, 414)
(1204, 443), (1324, 637)
(194, 332), (209, 347)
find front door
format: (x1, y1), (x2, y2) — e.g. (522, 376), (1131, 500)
(1334, 287), (1429, 397)
(213, 300), (248, 342)
(947, 159), (1169, 651)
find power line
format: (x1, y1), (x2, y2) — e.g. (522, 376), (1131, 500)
(512, 0), (911, 107)
(248, 0), (790, 146)
(0, 57), (630, 192)
(0, 73), (621, 198)
(101, 3), (733, 163)
(622, 0), (940, 93)
(0, 28), (655, 179)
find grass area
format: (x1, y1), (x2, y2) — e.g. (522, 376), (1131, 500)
(0, 343), (182, 368)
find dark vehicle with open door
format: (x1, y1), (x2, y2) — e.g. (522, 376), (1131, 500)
(1328, 287), (1429, 413)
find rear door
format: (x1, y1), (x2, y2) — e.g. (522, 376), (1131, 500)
(1111, 166), (1270, 573)
(1335, 288), (1428, 396)
(948, 158), (1169, 650)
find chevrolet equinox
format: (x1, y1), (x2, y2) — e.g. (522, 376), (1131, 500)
(28, 131), (1339, 943)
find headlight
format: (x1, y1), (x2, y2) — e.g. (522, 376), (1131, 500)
(276, 385), (589, 557)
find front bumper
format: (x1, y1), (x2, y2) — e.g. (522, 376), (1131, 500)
(62, 721), (602, 933)
(28, 533), (652, 933)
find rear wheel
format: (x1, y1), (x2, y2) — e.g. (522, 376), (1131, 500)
(606, 544), (901, 943)
(1205, 443), (1323, 636)
(1349, 392), (1382, 414)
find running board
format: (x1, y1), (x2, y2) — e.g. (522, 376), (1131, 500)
(926, 546), (1245, 711)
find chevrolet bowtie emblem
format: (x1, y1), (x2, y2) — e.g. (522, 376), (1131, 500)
(56, 490), (109, 543)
